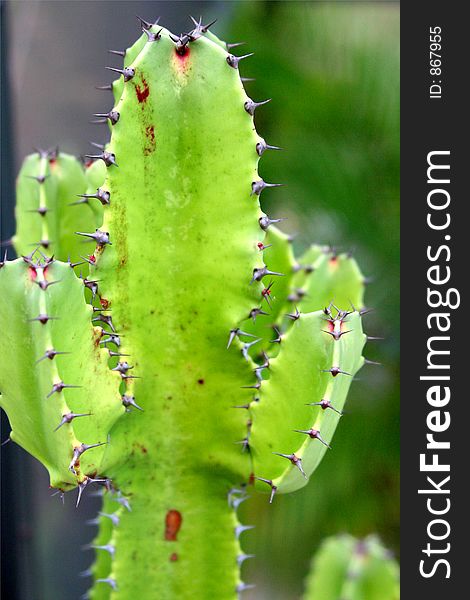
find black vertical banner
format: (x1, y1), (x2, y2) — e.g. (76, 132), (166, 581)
(401, 2), (466, 598)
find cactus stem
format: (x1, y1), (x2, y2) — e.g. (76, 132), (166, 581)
(251, 179), (283, 196)
(272, 452), (307, 478)
(54, 412), (92, 432)
(226, 53), (254, 69)
(244, 98), (271, 116)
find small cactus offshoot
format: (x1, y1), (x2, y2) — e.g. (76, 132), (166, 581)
(304, 534), (400, 600)
(0, 17), (372, 599)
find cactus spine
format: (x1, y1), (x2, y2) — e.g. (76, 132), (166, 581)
(0, 18), (370, 599)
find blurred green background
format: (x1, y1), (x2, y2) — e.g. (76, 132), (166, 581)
(1, 2), (399, 599)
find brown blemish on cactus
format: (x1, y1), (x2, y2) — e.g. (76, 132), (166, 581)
(197, 379), (204, 385)
(169, 552), (178, 562)
(144, 125), (156, 156)
(164, 510), (182, 541)
(135, 78), (150, 104)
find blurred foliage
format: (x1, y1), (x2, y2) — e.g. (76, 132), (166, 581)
(227, 3), (399, 599)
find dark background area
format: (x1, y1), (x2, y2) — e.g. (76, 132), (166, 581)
(1, 2), (399, 599)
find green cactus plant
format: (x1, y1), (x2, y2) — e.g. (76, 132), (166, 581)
(304, 534), (400, 600)
(0, 18), (371, 599)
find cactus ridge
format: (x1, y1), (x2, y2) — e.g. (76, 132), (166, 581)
(1, 16), (373, 600)
(13, 149), (98, 266)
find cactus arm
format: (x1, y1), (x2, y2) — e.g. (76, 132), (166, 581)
(291, 247), (365, 312)
(250, 309), (365, 495)
(13, 151), (96, 263)
(303, 535), (400, 600)
(0, 258), (124, 491)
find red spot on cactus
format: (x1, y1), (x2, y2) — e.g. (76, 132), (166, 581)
(169, 552), (178, 562)
(135, 78), (150, 104)
(28, 266), (37, 280)
(197, 378), (204, 385)
(175, 46), (190, 60)
(165, 510), (182, 541)
(84, 159), (94, 168)
(88, 255), (96, 264)
(49, 158), (57, 167)
(100, 297), (110, 309)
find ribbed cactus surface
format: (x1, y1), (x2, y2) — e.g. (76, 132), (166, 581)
(0, 18), (370, 600)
